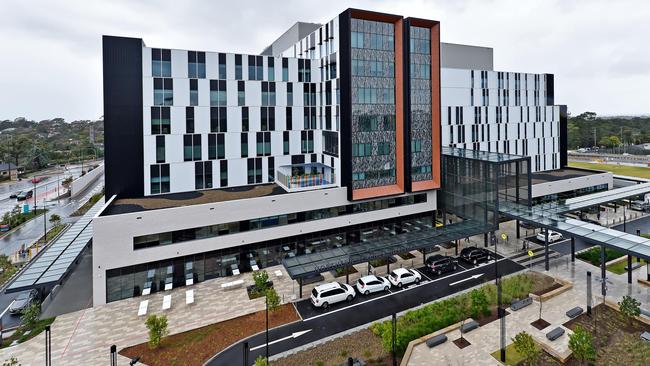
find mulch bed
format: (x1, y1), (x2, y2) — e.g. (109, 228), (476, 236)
(332, 266), (358, 278)
(531, 318), (551, 330)
(532, 281), (563, 296)
(275, 328), (394, 366)
(119, 303), (299, 366)
(397, 252), (416, 260)
(476, 306), (510, 327)
(453, 337), (471, 349)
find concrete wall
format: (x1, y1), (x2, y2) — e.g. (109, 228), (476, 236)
(441, 42), (493, 71)
(531, 171), (613, 198)
(92, 188), (437, 305)
(71, 164), (104, 197)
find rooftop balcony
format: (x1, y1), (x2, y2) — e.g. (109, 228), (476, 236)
(276, 163), (337, 193)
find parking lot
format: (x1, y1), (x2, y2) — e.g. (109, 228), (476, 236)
(294, 253), (503, 320)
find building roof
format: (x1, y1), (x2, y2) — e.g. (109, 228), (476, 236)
(530, 167), (604, 185)
(103, 183), (288, 216)
(0, 162), (20, 170)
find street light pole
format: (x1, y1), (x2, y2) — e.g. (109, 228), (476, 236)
(265, 294), (269, 361)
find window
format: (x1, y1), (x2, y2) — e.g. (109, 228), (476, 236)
(283, 131), (289, 155)
(298, 59), (311, 82)
(151, 107), (170, 134)
(235, 54), (242, 80)
(220, 160), (228, 187)
(256, 132), (271, 156)
(267, 57), (275, 81)
(260, 107), (275, 131)
(152, 48), (171, 77)
(282, 58), (289, 81)
(352, 143), (373, 157)
(210, 107), (227, 132)
(195, 161), (213, 190)
(241, 133), (248, 157)
(247, 55), (263, 81)
(217, 133), (225, 159)
(189, 79), (198, 106)
(184, 134), (201, 161)
(185, 107), (194, 133)
(210, 80), (227, 106)
(153, 78), (173, 106)
(301, 130), (314, 153)
(218, 53), (227, 79)
(208, 134), (216, 160)
(268, 157), (274, 182)
(247, 158), (263, 184)
(241, 107), (249, 132)
(187, 51), (205, 78)
(261, 82), (276, 106)
(150, 164), (170, 194)
(323, 131), (338, 157)
(412, 140), (422, 153)
(237, 81), (245, 106)
(377, 142), (391, 155)
(156, 136), (165, 163)
(286, 107), (292, 130)
(287, 82), (293, 106)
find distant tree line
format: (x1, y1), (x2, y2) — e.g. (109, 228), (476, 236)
(568, 111), (650, 149)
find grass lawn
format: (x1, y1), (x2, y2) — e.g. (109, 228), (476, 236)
(606, 256), (647, 275)
(120, 303), (299, 366)
(71, 190), (104, 216)
(569, 161), (650, 179)
(33, 224), (66, 247)
(490, 343), (525, 366)
(576, 246), (625, 267)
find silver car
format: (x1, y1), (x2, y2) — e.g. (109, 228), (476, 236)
(9, 289), (38, 314)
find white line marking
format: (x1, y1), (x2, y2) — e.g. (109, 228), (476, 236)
(303, 258), (512, 322)
(249, 329), (312, 351)
(0, 300), (15, 319)
(449, 273), (484, 286)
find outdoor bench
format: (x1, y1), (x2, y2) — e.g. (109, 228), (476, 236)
(460, 320), (479, 334)
(510, 297), (533, 311)
(425, 334), (448, 348)
(640, 308), (650, 318)
(546, 327), (565, 341)
(221, 279), (244, 290)
(642, 332), (650, 342)
(566, 306), (583, 319)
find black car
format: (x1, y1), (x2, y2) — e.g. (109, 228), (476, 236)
(8, 289), (38, 314)
(459, 246), (492, 265)
(425, 254), (458, 276)
(9, 191), (21, 199)
(16, 190), (33, 201)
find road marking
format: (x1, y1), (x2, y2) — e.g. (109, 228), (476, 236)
(303, 258), (513, 322)
(457, 263), (468, 270)
(0, 300), (15, 319)
(449, 273), (484, 286)
(249, 329), (312, 351)
(415, 268), (432, 281)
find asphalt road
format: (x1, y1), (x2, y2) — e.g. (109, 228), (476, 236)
(206, 257), (523, 366)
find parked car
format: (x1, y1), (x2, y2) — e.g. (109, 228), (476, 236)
(355, 275), (390, 295)
(30, 177), (42, 184)
(9, 289), (38, 314)
(536, 229), (563, 243)
(9, 191), (21, 199)
(460, 246), (493, 265)
(16, 190), (33, 201)
(387, 268), (422, 288)
(310, 282), (355, 309)
(425, 254), (458, 276)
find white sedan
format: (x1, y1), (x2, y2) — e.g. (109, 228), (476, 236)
(536, 229), (563, 243)
(387, 268), (422, 288)
(355, 275), (390, 295)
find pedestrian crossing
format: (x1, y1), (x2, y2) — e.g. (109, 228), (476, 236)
(509, 246), (562, 267)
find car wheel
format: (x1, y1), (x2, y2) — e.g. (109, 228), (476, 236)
(437, 269), (442, 276)
(415, 277), (420, 284)
(384, 286), (389, 292)
(364, 290), (370, 295)
(322, 302), (329, 309)
(346, 295), (353, 302)
(473, 259), (477, 265)
(397, 282), (403, 288)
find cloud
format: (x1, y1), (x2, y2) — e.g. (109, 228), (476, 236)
(0, 0), (648, 120)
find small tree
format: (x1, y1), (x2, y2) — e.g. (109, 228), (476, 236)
(61, 176), (73, 189)
(618, 295), (641, 327)
(266, 287), (281, 311)
(2, 357), (20, 366)
(470, 288), (490, 318)
(145, 314), (169, 349)
(512, 331), (540, 366)
(457, 295), (472, 340)
(49, 214), (61, 226)
(538, 296), (544, 321)
(254, 355), (268, 366)
(253, 270), (270, 293)
(20, 302), (40, 330)
(568, 325), (596, 365)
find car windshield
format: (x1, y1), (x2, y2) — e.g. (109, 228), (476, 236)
(358, 278), (365, 286)
(389, 271), (397, 277)
(311, 288), (318, 298)
(16, 292), (29, 300)
(338, 283), (346, 290)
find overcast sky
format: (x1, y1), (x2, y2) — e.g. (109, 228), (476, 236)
(1, 0), (648, 121)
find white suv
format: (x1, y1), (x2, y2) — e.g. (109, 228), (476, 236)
(310, 282), (355, 309)
(536, 229), (563, 243)
(387, 268), (422, 288)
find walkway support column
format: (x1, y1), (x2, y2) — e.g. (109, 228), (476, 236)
(484, 233), (488, 248)
(298, 278), (302, 298)
(628, 255), (633, 284)
(587, 271), (592, 315)
(386, 258), (390, 275)
(544, 230), (549, 271)
(600, 246), (606, 299)
(647, 263), (650, 281)
(571, 237), (575, 262)
(516, 220), (520, 239)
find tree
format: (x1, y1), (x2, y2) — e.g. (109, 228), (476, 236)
(145, 314), (168, 349)
(470, 288), (490, 318)
(457, 295), (472, 340)
(49, 214), (61, 226)
(512, 331), (540, 366)
(0, 136), (29, 169)
(568, 325), (596, 365)
(266, 287), (280, 311)
(538, 296), (544, 321)
(61, 176), (73, 189)
(253, 270), (270, 293)
(20, 302), (40, 330)
(618, 295), (641, 327)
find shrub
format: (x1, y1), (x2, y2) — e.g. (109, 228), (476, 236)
(576, 247), (624, 266)
(145, 314), (169, 349)
(470, 288), (490, 318)
(48, 214), (61, 225)
(568, 325), (596, 364)
(618, 295), (641, 326)
(266, 287), (280, 311)
(512, 331), (540, 366)
(21, 302), (40, 330)
(254, 355), (268, 366)
(2, 357), (19, 366)
(253, 270), (270, 293)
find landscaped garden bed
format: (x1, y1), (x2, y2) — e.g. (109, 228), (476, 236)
(331, 266), (358, 278)
(607, 256), (647, 275)
(119, 303), (299, 366)
(368, 257), (397, 268)
(397, 252), (415, 260)
(576, 246), (625, 267)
